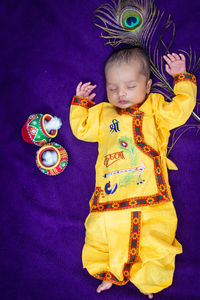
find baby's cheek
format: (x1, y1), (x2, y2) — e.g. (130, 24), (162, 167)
(107, 93), (116, 102)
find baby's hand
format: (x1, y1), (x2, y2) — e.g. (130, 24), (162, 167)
(163, 53), (186, 76)
(76, 81), (96, 100)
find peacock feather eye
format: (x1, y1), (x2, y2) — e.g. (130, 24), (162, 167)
(119, 7), (143, 31)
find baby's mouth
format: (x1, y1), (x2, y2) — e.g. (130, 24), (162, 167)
(119, 100), (129, 104)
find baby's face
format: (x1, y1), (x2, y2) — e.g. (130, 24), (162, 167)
(105, 60), (152, 109)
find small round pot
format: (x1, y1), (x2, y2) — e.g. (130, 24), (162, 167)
(36, 142), (68, 175)
(21, 114), (58, 146)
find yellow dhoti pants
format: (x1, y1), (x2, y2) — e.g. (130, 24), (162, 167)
(82, 201), (182, 294)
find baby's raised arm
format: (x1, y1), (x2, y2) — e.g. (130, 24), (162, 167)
(70, 81), (101, 142)
(76, 81), (96, 100)
(163, 53), (186, 76)
(155, 52), (196, 131)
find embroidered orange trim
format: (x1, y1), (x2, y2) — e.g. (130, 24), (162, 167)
(116, 105), (140, 117)
(93, 211), (141, 286)
(173, 72), (196, 85)
(71, 96), (95, 109)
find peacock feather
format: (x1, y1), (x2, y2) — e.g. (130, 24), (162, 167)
(118, 136), (137, 167)
(117, 136), (144, 187)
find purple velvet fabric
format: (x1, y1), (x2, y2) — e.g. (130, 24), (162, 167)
(1, 0), (200, 299)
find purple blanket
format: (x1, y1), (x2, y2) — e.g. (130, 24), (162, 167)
(1, 0), (200, 299)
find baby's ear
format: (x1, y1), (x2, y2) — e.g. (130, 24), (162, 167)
(146, 79), (152, 94)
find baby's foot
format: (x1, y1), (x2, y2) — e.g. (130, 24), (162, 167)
(143, 292), (153, 299)
(96, 280), (113, 293)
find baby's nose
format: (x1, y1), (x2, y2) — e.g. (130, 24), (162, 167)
(119, 88), (127, 97)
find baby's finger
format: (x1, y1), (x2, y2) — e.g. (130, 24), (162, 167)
(179, 53), (186, 61)
(163, 55), (171, 65)
(88, 93), (96, 100)
(77, 81), (82, 88)
(165, 64), (171, 74)
(81, 82), (92, 90)
(76, 81), (83, 93)
(86, 84), (97, 92)
(83, 85), (97, 96)
(167, 53), (176, 61)
(172, 53), (180, 60)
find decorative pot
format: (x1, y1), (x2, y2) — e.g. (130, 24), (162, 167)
(36, 142), (68, 175)
(21, 114), (58, 146)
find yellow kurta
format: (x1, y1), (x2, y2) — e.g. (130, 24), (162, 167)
(70, 73), (197, 293)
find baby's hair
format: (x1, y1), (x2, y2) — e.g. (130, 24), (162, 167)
(104, 47), (151, 81)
